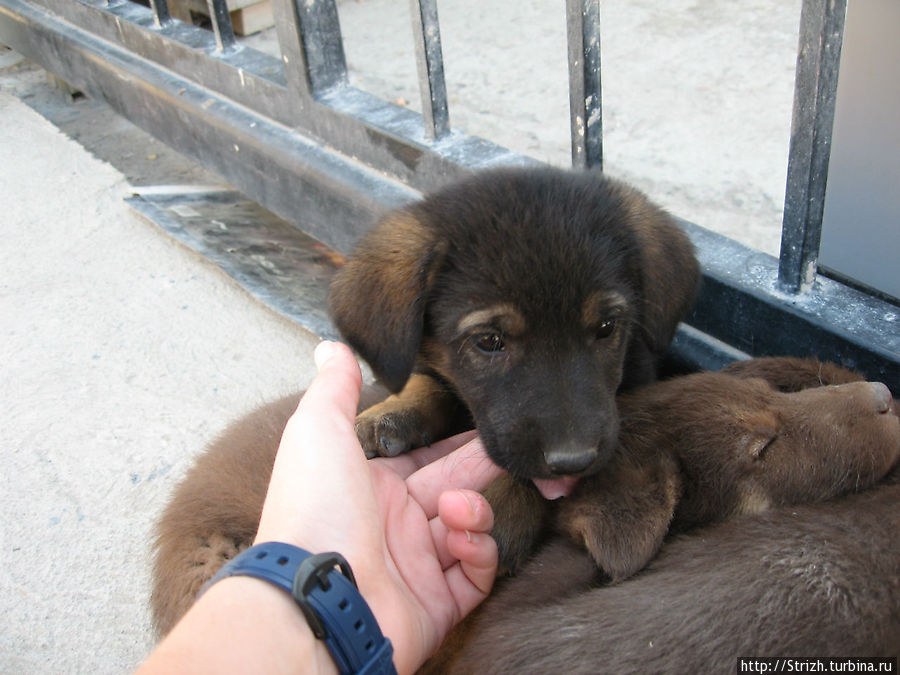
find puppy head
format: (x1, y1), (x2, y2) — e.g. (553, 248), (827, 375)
(744, 380), (900, 506)
(662, 374), (900, 525)
(330, 167), (695, 482)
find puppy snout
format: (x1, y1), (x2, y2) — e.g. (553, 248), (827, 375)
(543, 445), (598, 475)
(868, 382), (894, 414)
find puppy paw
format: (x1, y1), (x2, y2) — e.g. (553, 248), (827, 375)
(355, 407), (431, 457)
(565, 515), (655, 583)
(558, 457), (680, 582)
(494, 533), (540, 576)
(483, 476), (551, 575)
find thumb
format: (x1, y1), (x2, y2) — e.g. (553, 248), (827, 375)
(296, 340), (363, 423)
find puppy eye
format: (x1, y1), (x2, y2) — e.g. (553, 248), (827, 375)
(596, 318), (618, 340)
(474, 333), (506, 354)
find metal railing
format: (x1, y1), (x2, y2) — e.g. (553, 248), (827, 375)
(0, 0), (896, 382)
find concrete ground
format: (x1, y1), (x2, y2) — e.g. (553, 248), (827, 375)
(0, 89), (322, 671)
(1, 1), (803, 671)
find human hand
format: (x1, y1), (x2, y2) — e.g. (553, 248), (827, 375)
(254, 340), (504, 674)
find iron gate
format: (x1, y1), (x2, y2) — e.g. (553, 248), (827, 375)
(0, 0), (896, 382)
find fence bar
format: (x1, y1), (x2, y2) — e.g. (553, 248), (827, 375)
(204, 0), (236, 52)
(409, 0), (449, 139)
(566, 0), (602, 169)
(2, 0), (895, 384)
(297, 0), (347, 94)
(148, 0), (170, 27)
(777, 0), (846, 293)
(271, 0), (314, 104)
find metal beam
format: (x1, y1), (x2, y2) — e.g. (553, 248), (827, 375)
(778, 0), (847, 292)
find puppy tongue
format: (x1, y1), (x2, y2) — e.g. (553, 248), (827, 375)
(532, 475), (580, 500)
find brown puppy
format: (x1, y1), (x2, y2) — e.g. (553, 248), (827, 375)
(151, 167), (699, 632)
(329, 166), (698, 569)
(556, 362), (899, 581)
(441, 476), (900, 674)
(425, 359), (900, 673)
(150, 386), (387, 637)
(330, 166), (698, 477)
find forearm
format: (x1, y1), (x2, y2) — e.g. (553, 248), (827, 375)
(138, 577), (338, 675)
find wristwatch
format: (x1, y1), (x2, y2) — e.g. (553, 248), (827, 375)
(204, 541), (396, 675)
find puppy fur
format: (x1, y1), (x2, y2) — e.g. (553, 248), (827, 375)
(329, 166), (698, 569)
(441, 477), (900, 674)
(150, 385), (386, 637)
(425, 358), (900, 673)
(330, 166), (699, 479)
(152, 167), (701, 631)
(556, 358), (900, 581)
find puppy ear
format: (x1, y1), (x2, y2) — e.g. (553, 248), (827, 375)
(622, 187), (700, 355)
(740, 411), (780, 459)
(329, 208), (444, 392)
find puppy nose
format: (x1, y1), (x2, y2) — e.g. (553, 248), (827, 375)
(543, 445), (598, 474)
(868, 382), (894, 414)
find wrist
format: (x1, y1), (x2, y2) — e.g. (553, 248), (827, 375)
(140, 576), (337, 675)
(209, 576), (341, 674)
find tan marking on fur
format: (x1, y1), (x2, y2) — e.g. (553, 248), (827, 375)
(354, 373), (458, 452)
(616, 182), (700, 351)
(582, 290), (629, 328)
(455, 304), (525, 338)
(736, 483), (772, 514)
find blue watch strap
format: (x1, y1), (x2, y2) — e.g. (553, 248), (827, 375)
(204, 542), (396, 675)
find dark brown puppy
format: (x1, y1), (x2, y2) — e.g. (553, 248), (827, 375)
(425, 359), (900, 673)
(330, 166), (698, 569)
(150, 168), (698, 632)
(442, 477), (900, 674)
(330, 166), (699, 480)
(556, 361), (899, 581)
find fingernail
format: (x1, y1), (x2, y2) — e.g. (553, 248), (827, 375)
(465, 529), (473, 543)
(457, 489), (477, 516)
(314, 340), (337, 370)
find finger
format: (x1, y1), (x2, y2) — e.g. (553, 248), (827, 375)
(405, 437), (505, 519)
(430, 489), (494, 569)
(294, 340), (363, 423)
(443, 530), (498, 617)
(375, 430), (478, 480)
(277, 341), (365, 474)
(439, 489), (494, 533)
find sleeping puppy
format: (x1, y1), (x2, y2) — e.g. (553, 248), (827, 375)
(425, 359), (900, 673)
(445, 477), (900, 674)
(329, 167), (699, 568)
(555, 358), (899, 581)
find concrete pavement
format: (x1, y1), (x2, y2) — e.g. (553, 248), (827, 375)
(1, 89), (321, 672)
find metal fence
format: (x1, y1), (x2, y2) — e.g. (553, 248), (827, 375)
(1, 0), (896, 382)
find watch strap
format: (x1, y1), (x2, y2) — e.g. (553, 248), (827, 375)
(204, 542), (396, 675)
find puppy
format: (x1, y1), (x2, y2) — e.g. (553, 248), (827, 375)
(427, 359), (900, 673)
(151, 167), (699, 631)
(330, 166), (699, 568)
(150, 385), (387, 637)
(441, 477), (900, 673)
(556, 359), (899, 581)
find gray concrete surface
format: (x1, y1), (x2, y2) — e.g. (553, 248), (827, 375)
(1, 90), (322, 671)
(1, 1), (804, 671)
